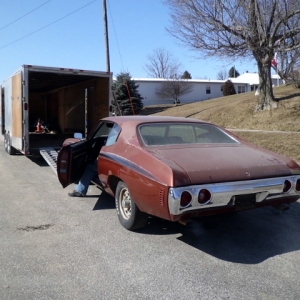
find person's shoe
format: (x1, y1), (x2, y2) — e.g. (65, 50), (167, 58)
(68, 190), (84, 197)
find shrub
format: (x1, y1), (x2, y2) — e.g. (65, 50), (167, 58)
(223, 80), (236, 96)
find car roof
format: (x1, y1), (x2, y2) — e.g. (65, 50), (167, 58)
(102, 115), (212, 126)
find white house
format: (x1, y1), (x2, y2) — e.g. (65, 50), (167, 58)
(229, 72), (282, 93)
(134, 73), (283, 106)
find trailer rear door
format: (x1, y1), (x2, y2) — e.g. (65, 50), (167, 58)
(11, 72), (23, 150)
(0, 85), (4, 135)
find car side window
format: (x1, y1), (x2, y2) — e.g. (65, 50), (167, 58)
(140, 123), (238, 145)
(93, 122), (113, 139)
(87, 122), (114, 159)
(105, 124), (121, 146)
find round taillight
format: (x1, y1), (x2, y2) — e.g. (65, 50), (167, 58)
(296, 179), (300, 192)
(198, 189), (211, 204)
(180, 191), (192, 207)
(283, 180), (292, 193)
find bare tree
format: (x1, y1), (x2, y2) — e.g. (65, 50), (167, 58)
(217, 69), (228, 80)
(144, 48), (181, 78)
(272, 49), (300, 82)
(156, 76), (194, 105)
(165, 0), (300, 110)
(289, 58), (300, 88)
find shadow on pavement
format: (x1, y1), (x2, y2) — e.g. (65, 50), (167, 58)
(176, 204), (300, 264)
(27, 155), (49, 167)
(92, 191), (115, 210)
(137, 203), (300, 264)
(89, 187), (300, 264)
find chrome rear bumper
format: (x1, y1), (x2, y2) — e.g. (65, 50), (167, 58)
(168, 175), (300, 216)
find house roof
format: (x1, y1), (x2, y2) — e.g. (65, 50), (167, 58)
(130, 72), (281, 86)
(229, 72), (280, 85)
(229, 73), (259, 85)
(133, 78), (225, 84)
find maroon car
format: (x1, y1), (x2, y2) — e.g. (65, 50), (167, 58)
(57, 116), (300, 230)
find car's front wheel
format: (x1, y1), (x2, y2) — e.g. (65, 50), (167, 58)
(115, 181), (148, 230)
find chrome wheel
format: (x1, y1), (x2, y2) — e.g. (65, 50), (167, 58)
(119, 186), (132, 220)
(115, 181), (148, 231)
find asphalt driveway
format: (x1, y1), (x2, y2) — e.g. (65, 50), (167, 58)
(1, 141), (300, 300)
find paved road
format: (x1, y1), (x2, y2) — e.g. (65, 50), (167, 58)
(1, 140), (300, 300)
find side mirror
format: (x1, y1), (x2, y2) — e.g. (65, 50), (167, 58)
(74, 133), (83, 139)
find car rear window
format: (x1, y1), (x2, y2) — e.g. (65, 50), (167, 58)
(139, 123), (238, 146)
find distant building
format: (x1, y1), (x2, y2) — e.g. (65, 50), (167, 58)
(228, 72), (282, 94)
(134, 73), (283, 106)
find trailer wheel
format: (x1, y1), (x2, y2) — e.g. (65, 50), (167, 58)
(5, 133), (16, 155)
(4, 133), (8, 153)
(115, 181), (148, 231)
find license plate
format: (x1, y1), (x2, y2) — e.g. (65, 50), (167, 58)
(234, 194), (256, 210)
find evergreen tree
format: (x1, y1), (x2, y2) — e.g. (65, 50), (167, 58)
(223, 80), (236, 96)
(181, 70), (192, 79)
(228, 67), (240, 78)
(113, 72), (144, 115)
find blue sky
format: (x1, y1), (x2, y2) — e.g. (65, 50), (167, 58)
(0, 0), (258, 82)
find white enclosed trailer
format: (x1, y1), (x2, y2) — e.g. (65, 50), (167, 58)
(0, 65), (113, 159)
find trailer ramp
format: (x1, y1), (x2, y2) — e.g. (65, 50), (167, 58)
(40, 148), (58, 174)
(39, 148), (104, 191)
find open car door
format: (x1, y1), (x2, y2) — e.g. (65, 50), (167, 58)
(57, 120), (115, 188)
(57, 139), (90, 188)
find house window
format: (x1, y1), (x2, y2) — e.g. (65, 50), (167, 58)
(221, 85), (224, 92)
(238, 86), (245, 94)
(206, 85), (211, 94)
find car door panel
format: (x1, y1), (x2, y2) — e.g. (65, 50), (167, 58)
(57, 140), (89, 188)
(57, 121), (114, 188)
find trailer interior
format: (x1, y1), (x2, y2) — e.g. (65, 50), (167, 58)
(28, 70), (110, 153)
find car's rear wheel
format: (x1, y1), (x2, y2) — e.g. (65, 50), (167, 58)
(115, 181), (148, 230)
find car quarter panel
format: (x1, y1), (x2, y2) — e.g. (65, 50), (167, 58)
(98, 149), (173, 220)
(98, 122), (195, 220)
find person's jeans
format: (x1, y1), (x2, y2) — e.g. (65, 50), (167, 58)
(75, 161), (98, 195)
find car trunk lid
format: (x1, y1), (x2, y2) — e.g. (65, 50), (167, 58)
(150, 144), (293, 185)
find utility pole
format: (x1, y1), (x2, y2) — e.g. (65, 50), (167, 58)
(103, 0), (110, 72)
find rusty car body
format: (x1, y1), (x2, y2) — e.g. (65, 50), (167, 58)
(57, 116), (300, 230)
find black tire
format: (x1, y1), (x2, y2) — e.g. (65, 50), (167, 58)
(115, 181), (148, 230)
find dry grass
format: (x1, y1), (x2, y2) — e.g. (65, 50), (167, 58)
(143, 85), (300, 163)
(232, 131), (300, 163)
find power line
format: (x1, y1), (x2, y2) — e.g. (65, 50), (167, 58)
(0, 0), (52, 31)
(0, 0), (97, 50)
